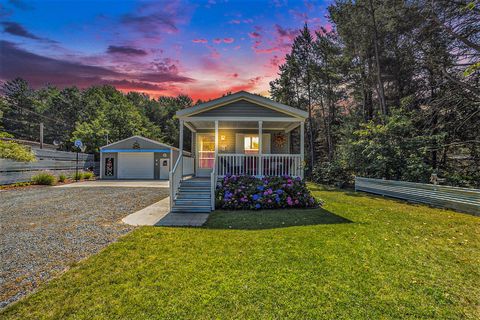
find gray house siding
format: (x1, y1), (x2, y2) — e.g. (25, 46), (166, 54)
(196, 129), (290, 154)
(197, 100), (292, 118)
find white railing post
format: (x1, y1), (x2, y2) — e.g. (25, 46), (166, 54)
(211, 120), (219, 211)
(300, 121), (305, 179)
(258, 120), (263, 177)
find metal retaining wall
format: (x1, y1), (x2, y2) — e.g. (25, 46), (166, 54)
(355, 177), (480, 216)
(0, 148), (96, 185)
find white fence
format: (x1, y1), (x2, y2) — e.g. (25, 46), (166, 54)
(355, 177), (480, 215)
(216, 154), (302, 177)
(0, 148), (95, 185)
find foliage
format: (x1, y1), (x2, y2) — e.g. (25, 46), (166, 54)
(215, 175), (320, 210)
(0, 132), (36, 162)
(312, 160), (353, 187)
(58, 174), (67, 183)
(82, 171), (94, 180)
(2, 184), (480, 319)
(72, 172), (84, 180)
(31, 172), (56, 185)
(271, 1), (480, 188)
(0, 181), (32, 189)
(1, 80), (192, 154)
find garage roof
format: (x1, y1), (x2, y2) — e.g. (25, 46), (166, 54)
(100, 135), (178, 152)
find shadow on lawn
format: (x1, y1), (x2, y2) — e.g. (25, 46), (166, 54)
(204, 207), (352, 230)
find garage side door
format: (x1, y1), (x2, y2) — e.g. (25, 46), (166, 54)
(118, 152), (154, 179)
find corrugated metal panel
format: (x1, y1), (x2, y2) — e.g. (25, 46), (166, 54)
(355, 177), (480, 216)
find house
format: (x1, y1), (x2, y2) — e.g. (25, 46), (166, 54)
(99, 136), (193, 180)
(170, 91), (307, 213)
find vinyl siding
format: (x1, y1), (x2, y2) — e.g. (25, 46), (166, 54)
(197, 129), (291, 154)
(197, 100), (293, 118)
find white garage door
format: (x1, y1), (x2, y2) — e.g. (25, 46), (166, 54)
(118, 152), (154, 179)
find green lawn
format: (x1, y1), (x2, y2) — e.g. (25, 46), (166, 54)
(2, 184), (479, 319)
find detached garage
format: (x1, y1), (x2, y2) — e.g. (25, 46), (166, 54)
(100, 136), (183, 180)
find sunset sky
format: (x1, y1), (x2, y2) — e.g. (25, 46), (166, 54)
(0, 0), (331, 100)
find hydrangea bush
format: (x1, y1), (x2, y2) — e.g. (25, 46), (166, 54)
(215, 175), (321, 210)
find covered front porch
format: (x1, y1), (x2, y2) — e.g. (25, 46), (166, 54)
(183, 119), (305, 179)
(170, 91), (308, 212)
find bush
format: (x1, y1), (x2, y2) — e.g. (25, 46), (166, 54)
(313, 161), (353, 187)
(72, 172), (83, 180)
(82, 171), (94, 180)
(58, 174), (67, 183)
(31, 172), (56, 185)
(215, 175), (321, 210)
(0, 132), (36, 162)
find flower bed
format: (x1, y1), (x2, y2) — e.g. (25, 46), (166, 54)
(216, 175), (321, 210)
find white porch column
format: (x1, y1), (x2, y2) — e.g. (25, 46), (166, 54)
(179, 120), (184, 176)
(300, 121), (305, 179)
(258, 120), (263, 177)
(214, 120), (219, 173)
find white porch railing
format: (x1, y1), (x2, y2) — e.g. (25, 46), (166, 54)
(169, 154), (195, 210)
(169, 155), (183, 210)
(216, 154), (302, 177)
(210, 157), (216, 210)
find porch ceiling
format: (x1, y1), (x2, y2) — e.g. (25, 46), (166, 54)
(186, 120), (299, 131)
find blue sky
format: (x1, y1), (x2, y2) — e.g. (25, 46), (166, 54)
(0, 0), (331, 99)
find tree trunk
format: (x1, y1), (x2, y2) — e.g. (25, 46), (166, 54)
(368, 0), (387, 117)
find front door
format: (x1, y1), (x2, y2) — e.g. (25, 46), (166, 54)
(196, 133), (215, 177)
(160, 158), (169, 179)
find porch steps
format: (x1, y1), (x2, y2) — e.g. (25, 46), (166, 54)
(171, 178), (212, 213)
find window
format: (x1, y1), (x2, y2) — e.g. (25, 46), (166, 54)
(198, 134), (215, 169)
(244, 135), (259, 154)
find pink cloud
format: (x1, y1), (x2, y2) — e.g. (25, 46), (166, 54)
(248, 31), (261, 38)
(223, 37), (234, 43)
(229, 19), (241, 24)
(192, 38), (208, 43)
(213, 38), (222, 44)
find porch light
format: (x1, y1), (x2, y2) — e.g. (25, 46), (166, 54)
(220, 135), (226, 141)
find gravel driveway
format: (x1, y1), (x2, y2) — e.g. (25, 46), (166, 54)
(0, 186), (168, 308)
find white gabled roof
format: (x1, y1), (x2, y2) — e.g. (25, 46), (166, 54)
(176, 91), (308, 119)
(100, 135), (178, 150)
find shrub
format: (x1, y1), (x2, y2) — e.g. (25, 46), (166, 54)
(313, 161), (353, 188)
(31, 172), (56, 185)
(0, 132), (36, 162)
(216, 175), (321, 210)
(82, 171), (94, 180)
(58, 174), (67, 183)
(72, 172), (83, 180)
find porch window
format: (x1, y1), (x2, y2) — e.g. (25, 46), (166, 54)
(244, 136), (259, 154)
(198, 134), (215, 168)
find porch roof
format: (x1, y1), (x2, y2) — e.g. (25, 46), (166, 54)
(176, 91), (308, 120)
(185, 120), (301, 132)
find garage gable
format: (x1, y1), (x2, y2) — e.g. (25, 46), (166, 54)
(101, 136), (173, 152)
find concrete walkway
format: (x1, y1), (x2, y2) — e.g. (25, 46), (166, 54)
(122, 197), (209, 227)
(56, 180), (169, 188)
